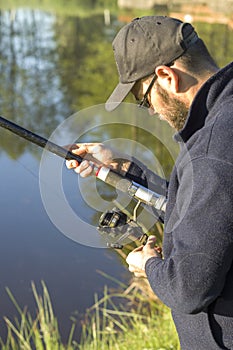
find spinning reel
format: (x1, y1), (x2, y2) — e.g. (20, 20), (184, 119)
(98, 205), (149, 249)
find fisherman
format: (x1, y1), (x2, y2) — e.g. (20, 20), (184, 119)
(66, 16), (233, 350)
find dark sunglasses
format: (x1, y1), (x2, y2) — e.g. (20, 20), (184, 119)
(138, 74), (157, 108)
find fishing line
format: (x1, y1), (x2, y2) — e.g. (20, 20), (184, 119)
(0, 103), (178, 248)
(16, 158), (40, 182)
(12, 151), (95, 230)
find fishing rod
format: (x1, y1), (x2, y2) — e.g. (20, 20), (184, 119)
(0, 115), (167, 248)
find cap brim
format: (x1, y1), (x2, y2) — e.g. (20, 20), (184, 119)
(105, 81), (136, 112)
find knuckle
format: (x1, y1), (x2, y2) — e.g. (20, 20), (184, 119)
(65, 160), (71, 168)
(128, 266), (135, 272)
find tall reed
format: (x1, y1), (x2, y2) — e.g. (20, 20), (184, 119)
(0, 278), (179, 350)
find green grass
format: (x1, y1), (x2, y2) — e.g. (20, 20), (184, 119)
(0, 279), (180, 350)
(0, 281), (75, 350)
(78, 275), (180, 350)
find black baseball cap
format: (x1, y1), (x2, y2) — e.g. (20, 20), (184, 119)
(105, 16), (199, 111)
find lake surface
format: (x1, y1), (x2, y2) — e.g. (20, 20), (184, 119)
(0, 8), (130, 342)
(0, 6), (232, 343)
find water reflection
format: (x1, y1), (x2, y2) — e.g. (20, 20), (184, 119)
(0, 8), (128, 342)
(0, 10), (67, 137)
(0, 150), (132, 342)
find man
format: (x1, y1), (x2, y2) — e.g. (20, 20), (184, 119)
(67, 16), (233, 349)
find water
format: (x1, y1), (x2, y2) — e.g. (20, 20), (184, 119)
(0, 6), (232, 343)
(0, 9), (131, 342)
(0, 149), (131, 338)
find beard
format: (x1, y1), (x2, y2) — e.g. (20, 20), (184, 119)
(155, 83), (189, 131)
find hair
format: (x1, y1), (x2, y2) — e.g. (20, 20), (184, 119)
(136, 39), (219, 94)
(176, 39), (219, 76)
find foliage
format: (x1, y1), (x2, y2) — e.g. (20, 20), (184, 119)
(0, 280), (179, 350)
(0, 281), (76, 349)
(0, 5), (232, 160)
(194, 22), (232, 67)
(0, 0), (118, 15)
(78, 273), (180, 350)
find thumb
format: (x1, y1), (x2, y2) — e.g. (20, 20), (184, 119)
(144, 235), (157, 252)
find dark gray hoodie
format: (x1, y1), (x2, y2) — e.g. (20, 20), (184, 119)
(128, 62), (233, 349)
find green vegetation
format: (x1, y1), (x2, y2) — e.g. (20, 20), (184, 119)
(0, 0), (118, 16)
(194, 22), (232, 67)
(0, 0), (158, 19)
(0, 5), (231, 350)
(0, 281), (75, 350)
(0, 4), (232, 160)
(78, 280), (180, 350)
(0, 280), (179, 350)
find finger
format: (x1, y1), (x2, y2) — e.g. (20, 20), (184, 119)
(143, 235), (159, 255)
(74, 160), (94, 177)
(132, 245), (144, 252)
(79, 165), (94, 178)
(134, 271), (147, 278)
(63, 144), (91, 158)
(144, 235), (157, 249)
(65, 160), (79, 169)
(126, 251), (135, 265)
(128, 264), (146, 278)
(128, 264), (137, 273)
(144, 236), (162, 257)
(126, 250), (142, 266)
(75, 142), (98, 148)
(71, 145), (88, 156)
(147, 235), (156, 244)
(64, 143), (101, 158)
(74, 144), (104, 166)
(63, 144), (80, 151)
(155, 246), (162, 254)
(75, 143), (99, 155)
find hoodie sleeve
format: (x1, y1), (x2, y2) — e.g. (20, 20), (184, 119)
(145, 157), (233, 314)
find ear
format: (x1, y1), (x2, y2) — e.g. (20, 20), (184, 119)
(155, 65), (179, 93)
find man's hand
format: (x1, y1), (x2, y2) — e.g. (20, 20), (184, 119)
(65, 143), (131, 177)
(126, 236), (162, 278)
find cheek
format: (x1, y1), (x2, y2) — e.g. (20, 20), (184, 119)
(150, 93), (164, 113)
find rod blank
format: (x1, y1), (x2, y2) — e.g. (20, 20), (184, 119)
(0, 115), (82, 163)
